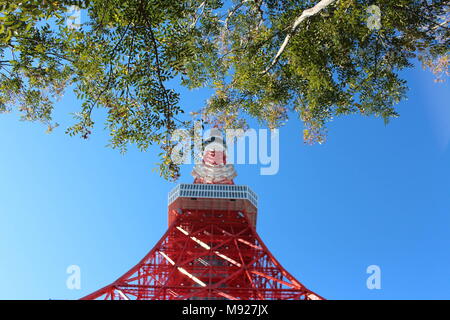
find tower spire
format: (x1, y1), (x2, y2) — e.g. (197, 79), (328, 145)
(192, 127), (237, 185)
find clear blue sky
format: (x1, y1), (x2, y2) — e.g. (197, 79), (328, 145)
(0, 63), (449, 300)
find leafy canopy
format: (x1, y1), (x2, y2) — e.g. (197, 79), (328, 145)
(0, 0), (448, 180)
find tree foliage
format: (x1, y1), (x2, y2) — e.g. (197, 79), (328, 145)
(0, 0), (448, 179)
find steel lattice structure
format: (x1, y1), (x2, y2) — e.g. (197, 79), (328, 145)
(82, 129), (323, 300)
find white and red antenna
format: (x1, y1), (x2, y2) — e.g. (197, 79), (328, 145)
(192, 128), (237, 185)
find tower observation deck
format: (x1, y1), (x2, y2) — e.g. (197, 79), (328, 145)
(82, 128), (323, 300)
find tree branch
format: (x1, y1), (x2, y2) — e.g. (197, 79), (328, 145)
(142, 13), (176, 137)
(254, 0), (265, 29)
(190, 1), (207, 29)
(224, 0), (251, 30)
(262, 0), (336, 74)
(431, 18), (450, 31)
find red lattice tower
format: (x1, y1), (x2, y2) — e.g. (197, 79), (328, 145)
(82, 129), (323, 300)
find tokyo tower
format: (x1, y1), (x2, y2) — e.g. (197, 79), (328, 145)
(82, 128), (323, 300)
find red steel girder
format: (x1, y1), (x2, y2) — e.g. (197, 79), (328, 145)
(81, 209), (323, 300)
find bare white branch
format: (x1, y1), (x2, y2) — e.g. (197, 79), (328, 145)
(224, 0), (251, 30)
(262, 0), (337, 74)
(190, 1), (207, 29)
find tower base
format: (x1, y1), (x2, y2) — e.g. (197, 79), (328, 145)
(81, 209), (323, 300)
